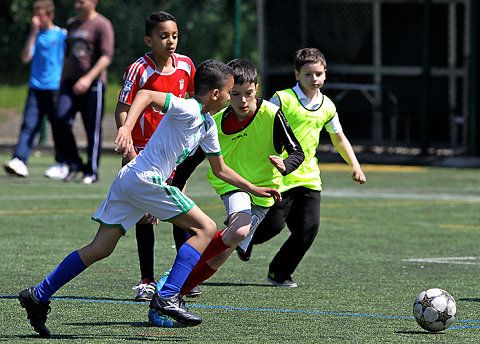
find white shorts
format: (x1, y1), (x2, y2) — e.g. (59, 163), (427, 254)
(92, 166), (195, 233)
(221, 191), (269, 251)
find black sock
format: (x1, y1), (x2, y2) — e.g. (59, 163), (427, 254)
(135, 223), (155, 282)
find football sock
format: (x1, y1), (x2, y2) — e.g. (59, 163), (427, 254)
(159, 243), (201, 298)
(34, 250), (87, 303)
(136, 223), (155, 282)
(196, 230), (230, 266)
(180, 262), (216, 296)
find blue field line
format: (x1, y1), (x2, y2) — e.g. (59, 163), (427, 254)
(2, 294), (479, 330)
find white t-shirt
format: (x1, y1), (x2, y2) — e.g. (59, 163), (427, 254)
(270, 83), (343, 134)
(128, 94), (221, 181)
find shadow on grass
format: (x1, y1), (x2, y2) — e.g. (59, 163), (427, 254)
(0, 294), (134, 302)
(202, 282), (272, 288)
(0, 333), (187, 341)
(458, 298), (480, 302)
(65, 321), (198, 329)
(396, 330), (446, 335)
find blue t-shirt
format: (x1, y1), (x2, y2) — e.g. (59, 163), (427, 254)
(30, 26), (67, 90)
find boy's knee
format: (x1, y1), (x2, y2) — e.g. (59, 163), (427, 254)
(204, 219), (217, 238)
(223, 223), (251, 245)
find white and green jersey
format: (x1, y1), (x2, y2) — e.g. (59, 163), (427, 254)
(128, 93), (221, 182)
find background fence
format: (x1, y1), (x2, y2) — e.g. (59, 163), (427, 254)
(0, 0), (478, 156)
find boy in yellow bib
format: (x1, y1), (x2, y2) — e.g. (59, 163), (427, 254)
(176, 59), (304, 296)
(239, 48), (367, 287)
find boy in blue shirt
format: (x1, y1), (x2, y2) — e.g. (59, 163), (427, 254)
(4, 0), (66, 178)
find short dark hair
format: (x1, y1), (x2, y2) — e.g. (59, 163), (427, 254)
(145, 11), (176, 36)
(295, 48), (327, 71)
(226, 59), (258, 85)
(33, 0), (55, 16)
(194, 60), (233, 96)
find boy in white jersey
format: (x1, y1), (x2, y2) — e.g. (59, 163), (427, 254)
(18, 60), (281, 337)
(238, 48), (366, 287)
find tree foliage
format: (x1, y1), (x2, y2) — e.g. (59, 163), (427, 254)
(0, 0), (258, 83)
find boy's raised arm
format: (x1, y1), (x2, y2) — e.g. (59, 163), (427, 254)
(114, 90), (168, 156)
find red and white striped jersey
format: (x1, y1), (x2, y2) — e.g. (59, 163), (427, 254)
(118, 52), (195, 148)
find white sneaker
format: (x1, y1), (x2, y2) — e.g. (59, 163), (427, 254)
(44, 163), (69, 179)
(4, 157), (28, 177)
(81, 174), (97, 184)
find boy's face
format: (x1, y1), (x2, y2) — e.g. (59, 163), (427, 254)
(229, 82), (258, 119)
(145, 20), (178, 60)
(210, 76), (234, 114)
(33, 8), (53, 30)
(295, 62), (326, 94)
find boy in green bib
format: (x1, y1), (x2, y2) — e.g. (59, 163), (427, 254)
(239, 48), (367, 287)
(175, 59), (304, 297)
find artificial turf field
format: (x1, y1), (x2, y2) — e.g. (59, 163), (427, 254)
(0, 151), (479, 343)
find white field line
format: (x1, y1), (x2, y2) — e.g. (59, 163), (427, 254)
(323, 189), (480, 202)
(402, 257), (480, 265)
(0, 189), (479, 202)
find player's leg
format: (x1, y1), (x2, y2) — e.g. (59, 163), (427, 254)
(268, 187), (321, 286)
(178, 212), (251, 297)
(19, 224), (123, 337)
(132, 218), (156, 302)
(180, 192), (266, 296)
(52, 80), (83, 180)
(5, 88), (40, 177)
(237, 191), (293, 261)
(80, 80), (105, 184)
(149, 205), (216, 326)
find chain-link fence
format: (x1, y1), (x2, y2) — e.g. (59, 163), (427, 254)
(259, 0), (474, 154)
(0, 0), (477, 155)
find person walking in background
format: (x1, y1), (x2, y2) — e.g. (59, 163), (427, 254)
(114, 11), (196, 302)
(44, 0), (114, 184)
(4, 0), (66, 178)
(238, 48), (366, 287)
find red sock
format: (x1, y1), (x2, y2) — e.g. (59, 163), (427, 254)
(180, 262), (216, 296)
(197, 230), (230, 265)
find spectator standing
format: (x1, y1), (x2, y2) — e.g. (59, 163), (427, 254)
(4, 0), (66, 178)
(44, 0), (114, 184)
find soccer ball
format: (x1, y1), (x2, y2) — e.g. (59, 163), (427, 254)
(413, 288), (456, 332)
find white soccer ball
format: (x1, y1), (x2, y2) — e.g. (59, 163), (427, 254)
(413, 288), (456, 332)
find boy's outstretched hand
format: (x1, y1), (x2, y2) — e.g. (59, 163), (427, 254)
(251, 186), (282, 202)
(114, 126), (134, 157)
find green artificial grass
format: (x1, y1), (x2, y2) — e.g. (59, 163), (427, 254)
(1, 152), (479, 343)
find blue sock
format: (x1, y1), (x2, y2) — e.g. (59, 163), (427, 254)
(35, 250), (87, 303)
(159, 243), (201, 297)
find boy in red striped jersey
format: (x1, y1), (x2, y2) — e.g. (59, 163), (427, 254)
(114, 11), (196, 303)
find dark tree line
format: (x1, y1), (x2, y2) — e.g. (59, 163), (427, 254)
(1, 0), (258, 83)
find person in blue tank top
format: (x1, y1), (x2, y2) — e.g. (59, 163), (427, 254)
(238, 48), (367, 287)
(4, 0), (66, 178)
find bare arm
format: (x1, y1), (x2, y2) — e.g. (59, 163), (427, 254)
(73, 55), (112, 95)
(207, 155), (282, 200)
(114, 90), (168, 156)
(329, 131), (366, 184)
(114, 102), (137, 164)
(21, 16), (41, 64)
